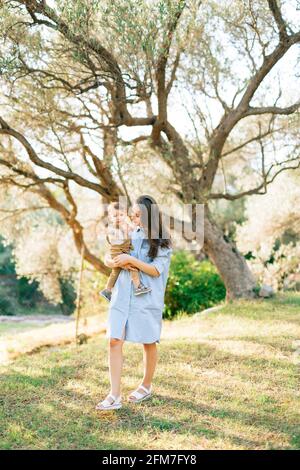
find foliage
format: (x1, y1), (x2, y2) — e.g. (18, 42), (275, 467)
(0, 192), (79, 304)
(17, 277), (40, 308)
(164, 250), (226, 318)
(210, 194), (247, 243)
(237, 170), (300, 290)
(0, 237), (76, 315)
(59, 279), (77, 316)
(0, 298), (13, 316)
(79, 267), (110, 317)
(0, 240), (15, 275)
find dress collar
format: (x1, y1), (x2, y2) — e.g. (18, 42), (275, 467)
(134, 226), (147, 241)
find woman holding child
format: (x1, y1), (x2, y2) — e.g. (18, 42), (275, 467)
(96, 195), (172, 410)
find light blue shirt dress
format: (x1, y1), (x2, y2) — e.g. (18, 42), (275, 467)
(105, 227), (172, 344)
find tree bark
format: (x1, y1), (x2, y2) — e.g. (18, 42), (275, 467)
(203, 208), (257, 299)
(157, 122), (258, 300)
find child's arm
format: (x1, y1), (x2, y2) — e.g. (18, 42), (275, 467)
(104, 253), (115, 268)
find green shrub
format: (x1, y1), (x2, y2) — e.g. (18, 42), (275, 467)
(164, 250), (226, 319)
(0, 298), (14, 316)
(59, 278), (77, 315)
(17, 277), (40, 307)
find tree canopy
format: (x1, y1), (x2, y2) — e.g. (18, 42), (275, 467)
(0, 0), (299, 300)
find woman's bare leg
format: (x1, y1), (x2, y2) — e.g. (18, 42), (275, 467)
(105, 328), (125, 403)
(142, 343), (157, 388)
(128, 342), (157, 400)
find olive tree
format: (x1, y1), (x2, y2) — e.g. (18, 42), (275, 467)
(0, 0), (299, 299)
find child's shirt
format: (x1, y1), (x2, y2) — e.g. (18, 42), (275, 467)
(106, 219), (135, 245)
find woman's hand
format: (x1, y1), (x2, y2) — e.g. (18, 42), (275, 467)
(113, 254), (134, 267)
(122, 263), (138, 272)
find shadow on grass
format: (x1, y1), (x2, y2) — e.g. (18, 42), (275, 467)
(0, 334), (298, 450)
(0, 369), (266, 450)
(0, 369), (138, 450)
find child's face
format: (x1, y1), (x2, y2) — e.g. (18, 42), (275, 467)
(108, 208), (127, 226)
(130, 204), (141, 227)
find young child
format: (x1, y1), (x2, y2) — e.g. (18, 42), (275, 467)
(100, 201), (151, 302)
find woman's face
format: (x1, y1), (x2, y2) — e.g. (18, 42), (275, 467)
(131, 203), (142, 227)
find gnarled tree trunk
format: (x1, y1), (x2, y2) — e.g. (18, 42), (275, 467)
(203, 208), (257, 299)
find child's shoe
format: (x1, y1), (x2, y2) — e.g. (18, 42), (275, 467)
(134, 283), (152, 296)
(100, 288), (112, 302)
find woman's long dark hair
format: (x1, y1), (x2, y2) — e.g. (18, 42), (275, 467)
(136, 195), (171, 259)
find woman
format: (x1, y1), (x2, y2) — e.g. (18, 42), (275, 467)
(96, 195), (172, 410)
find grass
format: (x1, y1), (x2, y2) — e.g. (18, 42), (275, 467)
(0, 292), (299, 450)
(0, 322), (46, 336)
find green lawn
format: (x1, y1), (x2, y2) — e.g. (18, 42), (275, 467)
(0, 292), (299, 450)
(0, 322), (47, 336)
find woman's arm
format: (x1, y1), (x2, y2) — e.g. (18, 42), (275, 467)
(113, 254), (160, 277)
(104, 254), (138, 272)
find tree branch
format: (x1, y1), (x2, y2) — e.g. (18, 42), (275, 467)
(210, 156), (300, 200)
(15, 0), (155, 127)
(245, 101), (300, 116)
(0, 116), (112, 197)
(221, 126), (283, 157)
(155, 1), (186, 124)
(267, 0), (289, 42)
(201, 26), (300, 194)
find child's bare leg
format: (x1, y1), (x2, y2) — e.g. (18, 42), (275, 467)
(130, 270), (141, 289)
(130, 270), (152, 296)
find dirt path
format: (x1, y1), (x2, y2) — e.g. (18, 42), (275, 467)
(0, 315), (73, 324)
(0, 315), (107, 365)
